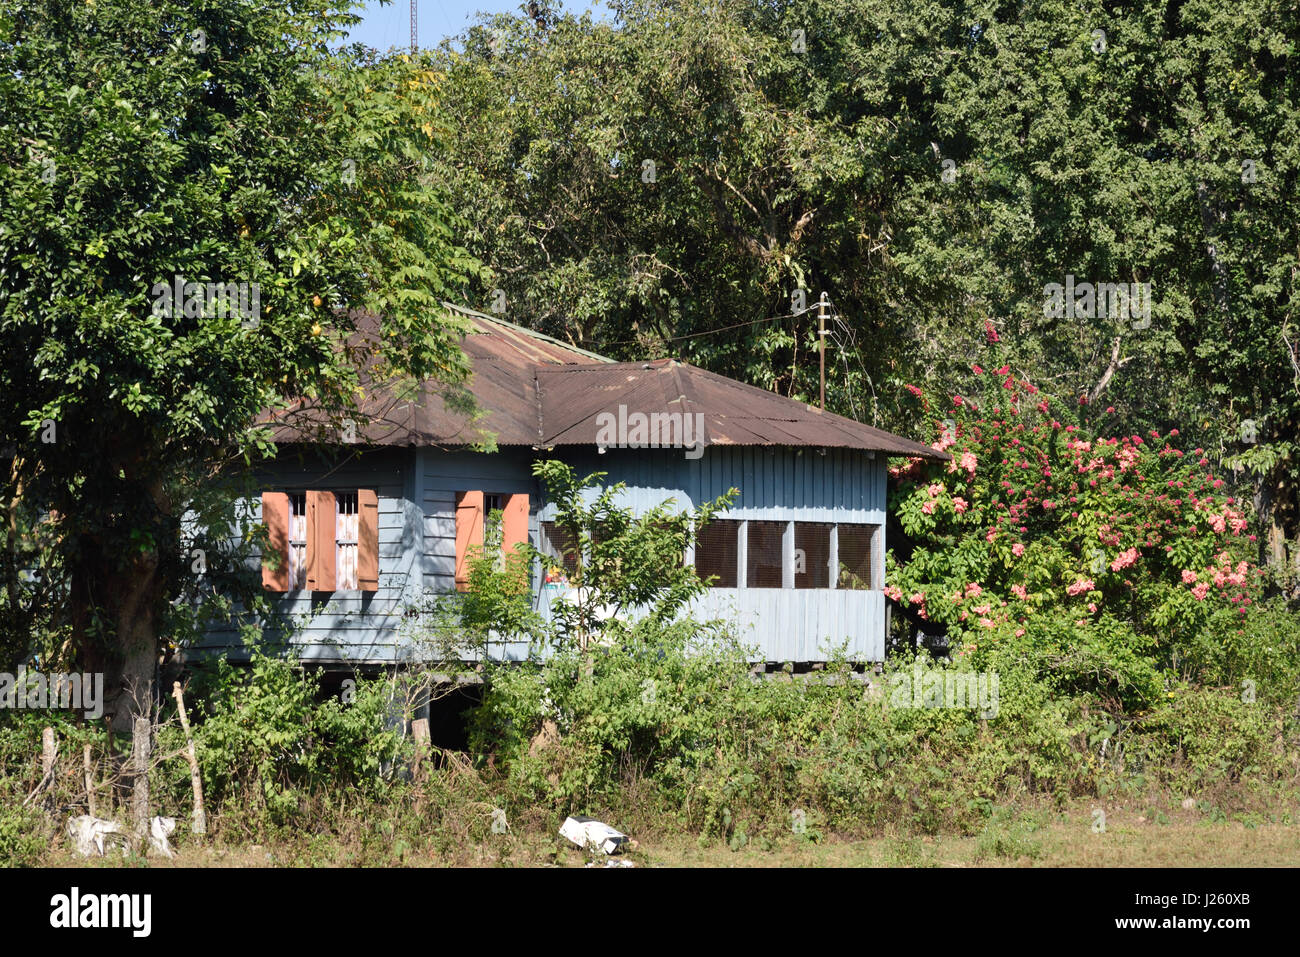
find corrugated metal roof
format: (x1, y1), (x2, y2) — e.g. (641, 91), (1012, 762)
(534, 360), (946, 459)
(447, 303), (613, 366)
(263, 306), (946, 461)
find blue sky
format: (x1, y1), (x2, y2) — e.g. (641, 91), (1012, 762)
(344, 0), (610, 53)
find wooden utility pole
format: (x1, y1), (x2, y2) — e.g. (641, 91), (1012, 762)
(818, 292), (828, 410)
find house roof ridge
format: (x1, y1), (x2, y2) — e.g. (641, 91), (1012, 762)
(440, 301), (614, 364)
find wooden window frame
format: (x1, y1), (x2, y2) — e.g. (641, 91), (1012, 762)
(457, 490), (530, 591)
(263, 487), (380, 595)
(687, 519), (881, 592)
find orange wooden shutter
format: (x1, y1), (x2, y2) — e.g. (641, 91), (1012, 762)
(454, 490), (485, 591)
(503, 493), (529, 558)
(261, 492), (290, 592)
(306, 490), (337, 591)
(358, 489), (379, 592)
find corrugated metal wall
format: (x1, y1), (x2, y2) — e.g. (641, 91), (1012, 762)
(532, 587), (885, 662)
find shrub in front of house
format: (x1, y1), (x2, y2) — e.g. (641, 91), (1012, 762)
(887, 363), (1297, 713)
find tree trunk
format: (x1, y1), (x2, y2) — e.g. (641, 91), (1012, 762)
(1255, 464), (1300, 597)
(78, 548), (163, 733)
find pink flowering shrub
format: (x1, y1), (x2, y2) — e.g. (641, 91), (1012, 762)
(887, 366), (1271, 705)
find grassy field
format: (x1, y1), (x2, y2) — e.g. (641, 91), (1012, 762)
(45, 801), (1299, 868)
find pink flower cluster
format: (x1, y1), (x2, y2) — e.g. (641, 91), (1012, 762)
(894, 371), (1265, 635)
(1211, 555), (1249, 589)
(1109, 547), (1138, 572)
(946, 450), (978, 479)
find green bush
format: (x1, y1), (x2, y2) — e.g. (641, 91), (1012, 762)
(157, 651), (410, 833)
(0, 801), (50, 867)
(463, 464), (1300, 841)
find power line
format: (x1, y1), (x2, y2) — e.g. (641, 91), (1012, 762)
(601, 311), (803, 348)
(542, 292), (878, 423)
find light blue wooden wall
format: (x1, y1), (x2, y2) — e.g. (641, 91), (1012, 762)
(534, 446), (887, 661)
(196, 444), (889, 664)
(197, 448), (420, 664)
(415, 446), (539, 596)
(544, 446), (885, 522)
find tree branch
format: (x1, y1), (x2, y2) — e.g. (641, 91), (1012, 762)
(1088, 337), (1134, 405)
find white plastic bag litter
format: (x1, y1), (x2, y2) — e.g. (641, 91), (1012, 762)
(559, 815), (628, 855)
(67, 815), (176, 858)
(67, 816), (124, 857)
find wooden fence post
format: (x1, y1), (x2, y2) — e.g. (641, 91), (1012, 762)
(131, 717), (150, 853)
(172, 681), (206, 836)
(41, 726), (55, 778)
(411, 716), (431, 778)
(39, 727), (56, 808)
(83, 743), (96, 818)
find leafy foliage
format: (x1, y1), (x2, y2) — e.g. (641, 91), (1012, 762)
(530, 459), (738, 650)
(158, 652), (406, 829)
(887, 362), (1299, 710)
(0, 0), (485, 710)
(429, 0), (1300, 575)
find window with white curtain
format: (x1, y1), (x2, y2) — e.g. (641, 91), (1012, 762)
(289, 493), (307, 589)
(336, 492), (359, 590)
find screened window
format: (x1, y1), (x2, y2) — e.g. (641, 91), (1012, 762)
(540, 521), (579, 578)
(694, 519), (739, 587)
(794, 522), (832, 589)
(746, 520), (786, 588)
(838, 524), (876, 590)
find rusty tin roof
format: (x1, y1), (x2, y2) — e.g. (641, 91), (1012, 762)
(263, 304), (946, 461)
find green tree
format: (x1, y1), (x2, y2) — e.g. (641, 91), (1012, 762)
(429, 0), (1300, 586)
(0, 0), (484, 727)
(531, 459), (737, 652)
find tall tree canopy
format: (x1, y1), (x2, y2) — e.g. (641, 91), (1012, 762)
(0, 0), (483, 724)
(428, 0), (1300, 585)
